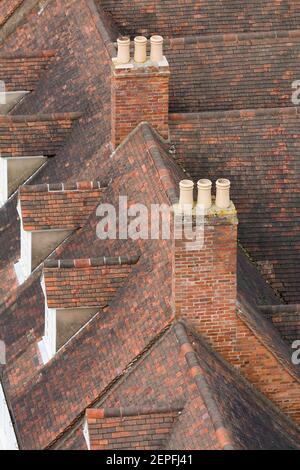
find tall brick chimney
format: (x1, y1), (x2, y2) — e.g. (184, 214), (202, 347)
(111, 36), (170, 148)
(173, 179), (239, 361)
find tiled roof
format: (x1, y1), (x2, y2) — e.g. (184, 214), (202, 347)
(85, 408), (180, 450)
(237, 246), (282, 306)
(260, 304), (300, 347)
(169, 109), (300, 303)
(43, 256), (139, 309)
(0, 51), (54, 92)
(0, 0), (24, 28)
(0, 113), (80, 157)
(0, 0), (299, 452)
(76, 322), (300, 451)
(99, 0), (300, 37)
(0, 123), (178, 450)
(19, 181), (106, 231)
(237, 294), (300, 382)
(166, 31), (300, 113)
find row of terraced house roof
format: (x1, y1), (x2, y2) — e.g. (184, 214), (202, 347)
(0, 0), (299, 450)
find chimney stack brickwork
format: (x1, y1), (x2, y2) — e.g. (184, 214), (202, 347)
(111, 59), (170, 148)
(173, 199), (300, 424)
(174, 211), (238, 359)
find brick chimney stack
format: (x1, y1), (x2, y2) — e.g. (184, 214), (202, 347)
(173, 179), (239, 362)
(111, 35), (170, 148)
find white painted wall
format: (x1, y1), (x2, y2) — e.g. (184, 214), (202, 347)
(0, 382), (19, 450)
(0, 158), (8, 208)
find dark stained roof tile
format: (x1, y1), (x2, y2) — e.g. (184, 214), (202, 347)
(0, 51), (55, 91)
(85, 408), (180, 450)
(99, 0), (300, 37)
(169, 108), (300, 303)
(43, 256), (138, 309)
(19, 180), (106, 231)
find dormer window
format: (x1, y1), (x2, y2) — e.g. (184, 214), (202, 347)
(14, 181), (106, 284)
(0, 155), (47, 208)
(39, 256), (138, 363)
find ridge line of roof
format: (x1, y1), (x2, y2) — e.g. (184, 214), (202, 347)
(0, 50), (55, 59)
(174, 321), (235, 451)
(20, 180), (108, 194)
(0, 0), (24, 28)
(0, 112), (81, 123)
(259, 304), (300, 315)
(140, 123), (179, 206)
(169, 106), (300, 122)
(184, 321), (300, 445)
(0, 0), (44, 46)
(0, 268), (41, 315)
(86, 0), (116, 58)
(166, 28), (300, 46)
(44, 255), (140, 269)
(46, 320), (174, 449)
(86, 406), (181, 421)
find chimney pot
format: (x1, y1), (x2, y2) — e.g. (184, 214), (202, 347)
(179, 180), (194, 213)
(134, 36), (147, 63)
(117, 36), (131, 64)
(216, 178), (231, 209)
(197, 179), (212, 210)
(150, 35), (164, 62)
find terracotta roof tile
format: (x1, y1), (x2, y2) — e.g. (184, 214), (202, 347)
(0, 51), (55, 91)
(169, 108), (300, 303)
(165, 31), (300, 112)
(0, 0), (24, 28)
(43, 256), (138, 309)
(19, 180), (107, 231)
(0, 113), (80, 158)
(99, 0), (300, 37)
(85, 407), (180, 450)
(260, 304), (300, 346)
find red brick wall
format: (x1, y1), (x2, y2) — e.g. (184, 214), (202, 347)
(173, 215), (300, 424)
(111, 64), (169, 147)
(174, 219), (238, 352)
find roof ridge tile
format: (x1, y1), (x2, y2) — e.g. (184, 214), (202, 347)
(44, 255), (140, 269)
(174, 322), (235, 451)
(20, 180), (108, 194)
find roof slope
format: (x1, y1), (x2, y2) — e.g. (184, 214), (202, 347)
(85, 408), (180, 450)
(0, 51), (54, 92)
(0, 0), (24, 28)
(260, 304), (300, 346)
(80, 322), (300, 451)
(99, 0), (300, 37)
(44, 256), (138, 309)
(166, 31), (300, 113)
(19, 181), (106, 231)
(1, 123), (183, 449)
(169, 109), (300, 303)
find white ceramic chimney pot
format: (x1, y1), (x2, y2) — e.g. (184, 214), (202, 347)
(197, 179), (212, 210)
(150, 35), (164, 62)
(117, 36), (131, 64)
(179, 180), (194, 213)
(216, 179), (231, 209)
(134, 36), (147, 63)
